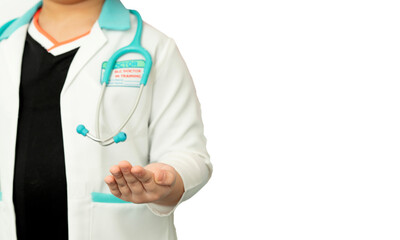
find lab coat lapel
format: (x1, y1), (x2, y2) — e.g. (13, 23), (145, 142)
(2, 27), (27, 99)
(0, 26), (28, 199)
(61, 23), (107, 94)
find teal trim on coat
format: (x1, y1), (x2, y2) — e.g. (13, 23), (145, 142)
(0, 1), (42, 41)
(92, 192), (130, 204)
(98, 0), (131, 31)
(0, 18), (17, 40)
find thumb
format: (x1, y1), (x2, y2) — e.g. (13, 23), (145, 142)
(155, 169), (176, 186)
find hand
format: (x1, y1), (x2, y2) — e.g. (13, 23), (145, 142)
(104, 161), (184, 206)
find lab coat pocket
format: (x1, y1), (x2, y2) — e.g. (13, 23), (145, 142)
(90, 193), (172, 240)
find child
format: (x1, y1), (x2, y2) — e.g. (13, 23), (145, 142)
(0, 0), (212, 239)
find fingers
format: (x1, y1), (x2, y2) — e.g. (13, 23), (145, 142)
(132, 164), (176, 187)
(119, 161), (135, 183)
(119, 161), (144, 194)
(131, 166), (153, 184)
(105, 161), (177, 204)
(109, 164), (132, 196)
(104, 175), (122, 198)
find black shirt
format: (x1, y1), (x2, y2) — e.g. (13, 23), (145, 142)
(13, 33), (78, 240)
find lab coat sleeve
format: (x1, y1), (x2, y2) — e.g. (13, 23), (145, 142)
(146, 38), (212, 216)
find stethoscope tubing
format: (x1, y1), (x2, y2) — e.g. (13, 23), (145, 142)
(94, 84), (145, 146)
(77, 10), (152, 146)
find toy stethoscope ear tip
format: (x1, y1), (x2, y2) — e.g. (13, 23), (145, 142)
(77, 125), (126, 144)
(113, 132), (127, 143)
(77, 124), (89, 136)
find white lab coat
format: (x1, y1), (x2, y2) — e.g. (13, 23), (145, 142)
(0, 0), (212, 239)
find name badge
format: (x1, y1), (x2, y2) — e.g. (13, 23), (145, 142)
(100, 60), (145, 87)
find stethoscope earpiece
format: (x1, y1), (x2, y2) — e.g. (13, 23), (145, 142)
(77, 124), (89, 136)
(113, 132), (127, 143)
(76, 124), (127, 144)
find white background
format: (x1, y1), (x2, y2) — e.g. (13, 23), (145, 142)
(1, 0), (400, 239)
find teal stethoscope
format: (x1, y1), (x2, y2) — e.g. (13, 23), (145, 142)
(76, 10), (152, 146)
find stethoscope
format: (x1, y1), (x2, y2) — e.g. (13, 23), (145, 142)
(76, 10), (152, 146)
